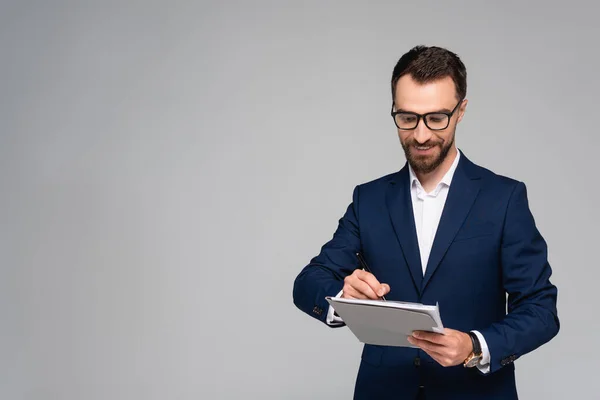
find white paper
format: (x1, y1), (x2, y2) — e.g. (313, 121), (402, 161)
(325, 297), (445, 347)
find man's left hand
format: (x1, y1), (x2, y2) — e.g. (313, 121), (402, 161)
(407, 328), (473, 367)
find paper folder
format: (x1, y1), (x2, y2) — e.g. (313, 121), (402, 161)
(325, 297), (445, 347)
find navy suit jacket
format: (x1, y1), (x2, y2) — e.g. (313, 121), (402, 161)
(293, 151), (559, 399)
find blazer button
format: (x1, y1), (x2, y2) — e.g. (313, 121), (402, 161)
(312, 306), (323, 316)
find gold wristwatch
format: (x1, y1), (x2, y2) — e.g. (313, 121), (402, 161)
(463, 332), (483, 368)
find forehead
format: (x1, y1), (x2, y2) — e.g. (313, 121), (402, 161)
(394, 75), (457, 113)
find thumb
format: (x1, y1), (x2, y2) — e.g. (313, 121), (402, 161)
(379, 284), (391, 296)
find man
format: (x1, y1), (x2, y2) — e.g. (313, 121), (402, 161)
(292, 45), (559, 399)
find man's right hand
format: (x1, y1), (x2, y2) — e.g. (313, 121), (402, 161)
(341, 270), (390, 299)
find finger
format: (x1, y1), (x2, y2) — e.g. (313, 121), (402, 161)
(380, 283), (391, 296)
(356, 270), (386, 297)
(420, 348), (452, 367)
(412, 331), (445, 345)
(346, 274), (380, 299)
(407, 338), (451, 366)
(421, 347), (445, 361)
(407, 336), (445, 354)
(409, 337), (464, 367)
(341, 285), (370, 300)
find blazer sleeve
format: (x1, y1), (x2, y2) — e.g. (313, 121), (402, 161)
(478, 181), (560, 373)
(292, 185), (362, 326)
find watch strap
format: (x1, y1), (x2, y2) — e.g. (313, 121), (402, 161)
(468, 332), (482, 355)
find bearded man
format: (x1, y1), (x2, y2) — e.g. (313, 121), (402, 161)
(292, 45), (559, 400)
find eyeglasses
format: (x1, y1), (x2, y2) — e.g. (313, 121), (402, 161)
(390, 98), (464, 131)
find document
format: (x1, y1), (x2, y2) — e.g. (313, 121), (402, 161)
(325, 297), (445, 347)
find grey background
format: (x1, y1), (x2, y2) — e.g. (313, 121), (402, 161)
(0, 1), (597, 399)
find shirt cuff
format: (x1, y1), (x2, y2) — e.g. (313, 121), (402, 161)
(471, 330), (491, 374)
(325, 289), (345, 325)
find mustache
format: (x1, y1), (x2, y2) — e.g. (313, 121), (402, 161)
(407, 139), (443, 147)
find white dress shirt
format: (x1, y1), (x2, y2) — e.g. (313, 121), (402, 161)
(326, 150), (491, 373)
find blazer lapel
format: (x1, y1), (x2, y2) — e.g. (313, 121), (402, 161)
(421, 154), (482, 292)
(386, 165), (423, 295)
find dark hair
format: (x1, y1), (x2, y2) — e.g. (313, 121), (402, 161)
(391, 45), (467, 102)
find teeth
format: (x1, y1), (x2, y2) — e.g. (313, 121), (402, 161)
(416, 146), (432, 150)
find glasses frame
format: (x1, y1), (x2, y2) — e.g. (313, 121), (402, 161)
(390, 98), (464, 131)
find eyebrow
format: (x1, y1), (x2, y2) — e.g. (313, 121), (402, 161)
(396, 107), (452, 114)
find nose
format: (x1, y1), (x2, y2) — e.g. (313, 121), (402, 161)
(412, 118), (433, 144)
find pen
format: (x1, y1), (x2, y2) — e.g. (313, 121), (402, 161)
(356, 252), (387, 301)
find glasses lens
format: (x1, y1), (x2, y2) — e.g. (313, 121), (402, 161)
(395, 113), (418, 129)
(425, 113), (449, 130)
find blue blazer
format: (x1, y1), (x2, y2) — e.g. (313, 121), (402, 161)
(293, 151), (559, 400)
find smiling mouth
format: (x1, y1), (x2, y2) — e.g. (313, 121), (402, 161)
(414, 145), (435, 151)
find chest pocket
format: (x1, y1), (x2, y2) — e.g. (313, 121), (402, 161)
(453, 221), (495, 242)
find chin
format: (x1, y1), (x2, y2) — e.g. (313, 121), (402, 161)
(409, 154), (443, 173)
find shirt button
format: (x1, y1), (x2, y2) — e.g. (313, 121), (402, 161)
(414, 357), (421, 367)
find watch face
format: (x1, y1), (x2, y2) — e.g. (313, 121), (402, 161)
(465, 355), (481, 368)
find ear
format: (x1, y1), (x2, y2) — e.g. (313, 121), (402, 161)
(456, 99), (468, 123)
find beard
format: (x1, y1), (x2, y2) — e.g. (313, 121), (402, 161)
(400, 130), (455, 174)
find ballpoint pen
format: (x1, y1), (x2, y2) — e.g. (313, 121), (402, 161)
(356, 252), (387, 301)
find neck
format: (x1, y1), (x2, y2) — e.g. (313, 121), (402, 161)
(414, 146), (458, 193)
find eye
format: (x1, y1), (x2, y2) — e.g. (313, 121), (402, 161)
(427, 114), (446, 123)
(399, 114), (416, 123)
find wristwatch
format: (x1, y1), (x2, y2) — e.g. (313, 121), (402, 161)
(463, 332), (483, 368)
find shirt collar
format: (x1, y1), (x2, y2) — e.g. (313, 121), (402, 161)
(408, 149), (461, 195)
